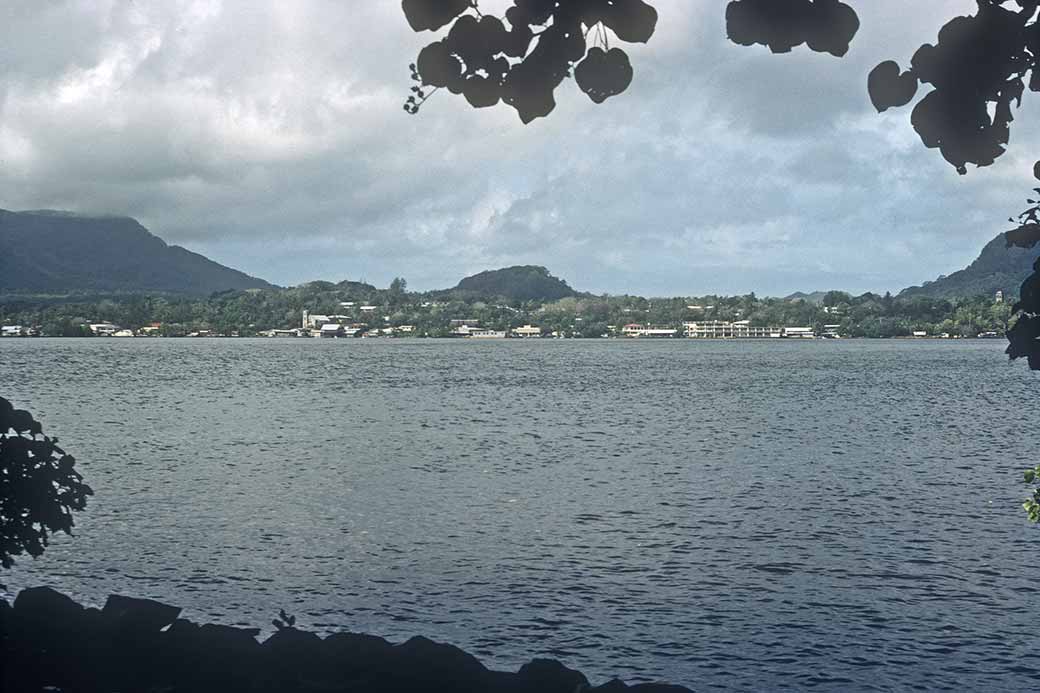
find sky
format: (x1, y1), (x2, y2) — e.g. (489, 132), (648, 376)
(2, 0), (1038, 296)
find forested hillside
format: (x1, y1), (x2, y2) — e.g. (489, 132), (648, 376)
(0, 210), (274, 296)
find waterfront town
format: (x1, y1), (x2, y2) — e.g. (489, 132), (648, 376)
(0, 252), (1017, 342)
(1, 298), (1007, 341)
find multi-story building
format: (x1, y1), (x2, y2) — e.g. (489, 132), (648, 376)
(682, 321), (818, 339)
(622, 324), (678, 338)
(683, 320), (780, 338)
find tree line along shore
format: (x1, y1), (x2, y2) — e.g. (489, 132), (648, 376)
(0, 283), (1016, 340)
(0, 283), (1010, 339)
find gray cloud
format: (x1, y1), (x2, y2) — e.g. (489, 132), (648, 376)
(1, 0), (1033, 296)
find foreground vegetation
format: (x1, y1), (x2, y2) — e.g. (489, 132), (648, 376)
(0, 281), (1015, 339)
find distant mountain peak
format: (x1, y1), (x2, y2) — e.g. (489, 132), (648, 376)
(782, 290), (829, 304)
(0, 209), (274, 296)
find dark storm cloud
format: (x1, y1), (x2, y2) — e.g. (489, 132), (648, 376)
(1, 0), (1033, 295)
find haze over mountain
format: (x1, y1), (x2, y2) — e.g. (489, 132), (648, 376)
(899, 232), (1040, 300)
(0, 210), (275, 296)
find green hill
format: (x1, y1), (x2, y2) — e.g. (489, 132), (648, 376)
(0, 209), (274, 296)
(900, 232), (1040, 299)
(448, 265), (581, 302)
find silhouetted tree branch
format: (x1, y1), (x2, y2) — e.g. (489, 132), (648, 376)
(0, 396), (92, 569)
(399, 0), (862, 123)
(867, 0), (1038, 175)
(402, 0), (658, 123)
(401, 2), (1037, 172)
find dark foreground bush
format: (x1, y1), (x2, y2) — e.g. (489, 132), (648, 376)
(0, 396), (92, 569)
(1, 587), (693, 693)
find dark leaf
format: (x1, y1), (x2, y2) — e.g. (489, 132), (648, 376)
(600, 0), (658, 44)
(575, 47), (633, 104)
(416, 41), (464, 88)
(401, 0), (470, 32)
(867, 61), (918, 112)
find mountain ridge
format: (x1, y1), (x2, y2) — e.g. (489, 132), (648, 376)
(899, 232), (1040, 299)
(3, 209), (1036, 302)
(0, 209), (275, 296)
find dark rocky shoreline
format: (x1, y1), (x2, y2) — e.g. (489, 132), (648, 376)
(2, 587), (693, 692)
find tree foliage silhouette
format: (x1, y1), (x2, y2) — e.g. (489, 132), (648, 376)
(402, 0), (658, 123)
(401, 0), (1040, 370)
(1005, 183), (1040, 370)
(725, 0), (859, 56)
(0, 396), (92, 568)
(866, 0), (1038, 176)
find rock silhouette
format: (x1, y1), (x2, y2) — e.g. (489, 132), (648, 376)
(2, 587), (695, 693)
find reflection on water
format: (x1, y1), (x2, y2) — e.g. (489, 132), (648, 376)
(1, 338), (1037, 689)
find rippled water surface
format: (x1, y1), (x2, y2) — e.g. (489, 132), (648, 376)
(2, 338), (1038, 690)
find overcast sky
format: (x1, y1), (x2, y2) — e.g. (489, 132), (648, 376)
(2, 0), (1037, 296)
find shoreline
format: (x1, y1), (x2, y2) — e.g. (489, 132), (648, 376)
(0, 334), (1010, 341)
(3, 586), (693, 692)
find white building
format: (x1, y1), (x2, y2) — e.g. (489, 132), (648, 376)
(622, 324), (678, 338)
(303, 311), (354, 329)
(89, 323), (120, 336)
(302, 311), (327, 329)
(1, 325), (26, 337)
(512, 325), (542, 338)
(683, 320), (780, 339)
(783, 327), (815, 339)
